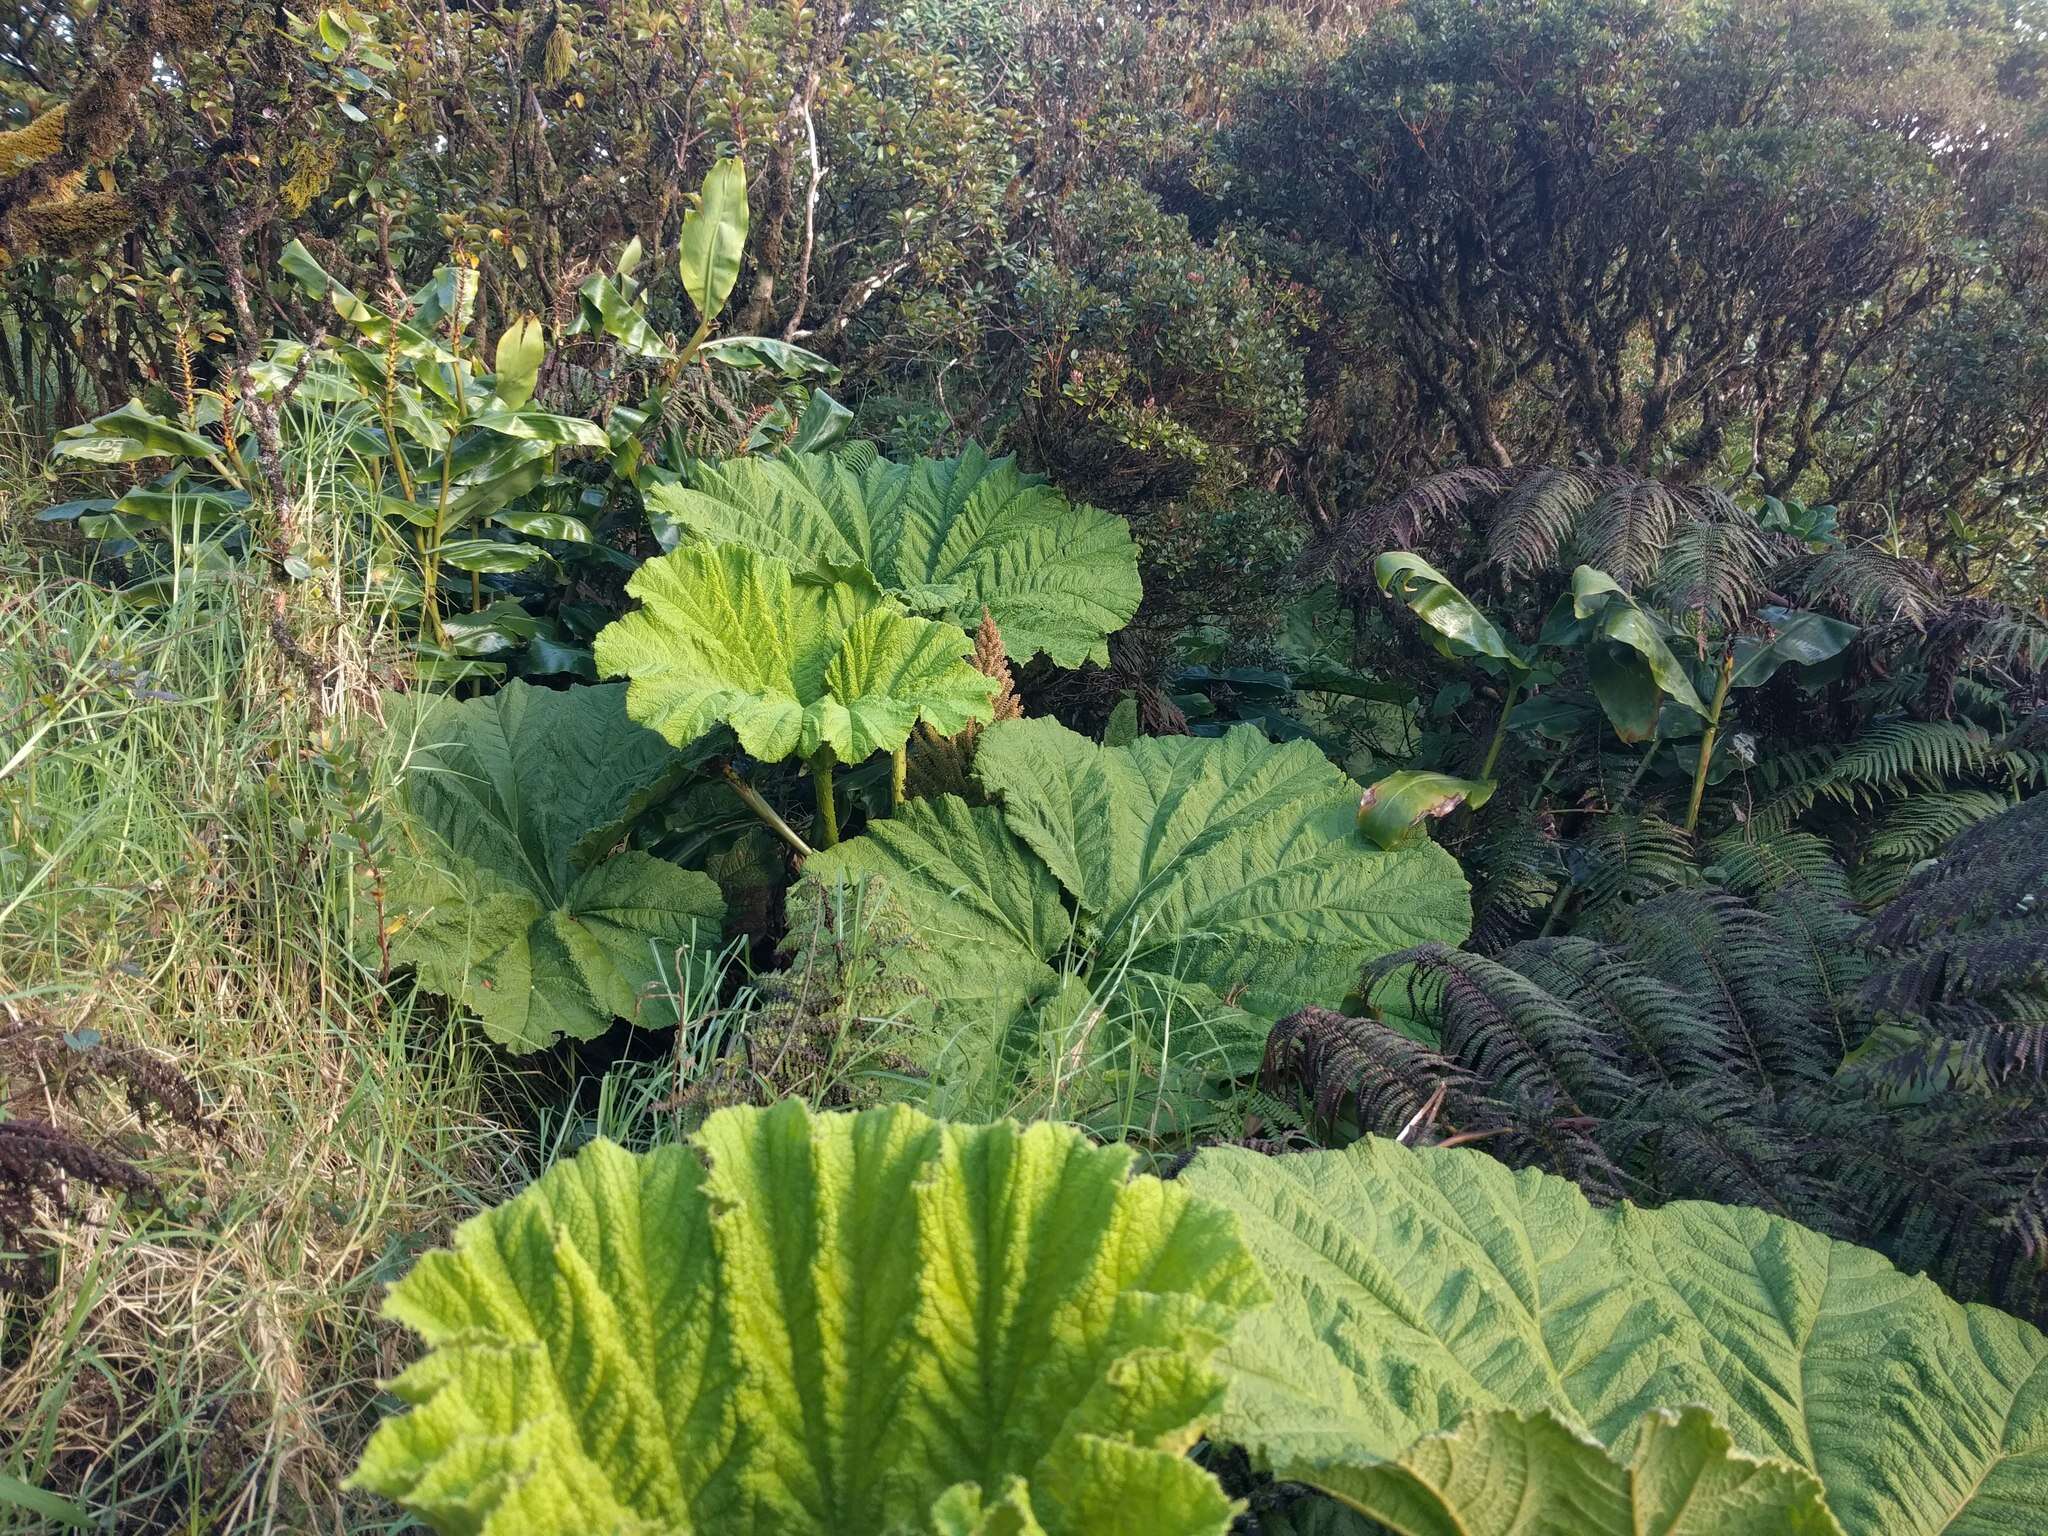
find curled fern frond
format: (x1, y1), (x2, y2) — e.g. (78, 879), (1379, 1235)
(1260, 1005), (1486, 1139)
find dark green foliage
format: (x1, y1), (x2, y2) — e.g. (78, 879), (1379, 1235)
(1266, 801), (2048, 1319)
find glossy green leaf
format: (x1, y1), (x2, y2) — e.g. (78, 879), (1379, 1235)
(436, 538), (544, 573)
(491, 314), (546, 409)
(1355, 771), (1495, 849)
(351, 1101), (1266, 1535)
(52, 401), (218, 464)
(571, 273), (674, 359)
(440, 599), (540, 657)
(493, 509), (592, 542)
(679, 157), (749, 325)
(468, 409), (607, 448)
(788, 387), (854, 453)
(1729, 607), (1859, 688)
(696, 335), (839, 379)
(594, 542), (999, 764)
(1180, 1135), (2048, 1536)
(1373, 553), (1523, 668)
(1562, 565), (1707, 739)
(107, 482), (251, 525)
(383, 681), (723, 1049)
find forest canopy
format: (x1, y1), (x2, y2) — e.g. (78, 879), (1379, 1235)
(4, 0), (2045, 596)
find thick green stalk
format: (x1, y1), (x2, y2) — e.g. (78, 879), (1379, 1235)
(421, 448), (455, 644)
(720, 762), (813, 859)
(890, 744), (907, 811)
(809, 747), (840, 848)
(1684, 649), (1737, 834)
(1477, 672), (1522, 781)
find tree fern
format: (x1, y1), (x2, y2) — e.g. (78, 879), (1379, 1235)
(1262, 815), (2048, 1321)
(1650, 505), (1774, 629)
(1565, 476), (1688, 590)
(1481, 467), (1609, 583)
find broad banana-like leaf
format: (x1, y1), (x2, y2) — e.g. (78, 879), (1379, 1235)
(696, 334), (839, 379)
(351, 1100), (1268, 1535)
(644, 443), (1142, 667)
(799, 720), (1470, 1112)
(1550, 565), (1707, 741)
(594, 542), (999, 764)
(52, 401), (218, 464)
(1179, 1135), (2048, 1536)
(571, 271), (675, 358)
(1729, 606), (1858, 688)
(277, 238), (463, 371)
(383, 680), (724, 1050)
(468, 408), (607, 448)
(491, 314), (545, 409)
(679, 157), (749, 324)
(1373, 553), (1523, 668)
(1319, 1406), (1841, 1536)
(435, 537), (544, 573)
(1355, 771), (1495, 849)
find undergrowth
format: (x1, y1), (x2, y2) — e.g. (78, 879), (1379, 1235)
(0, 420), (526, 1532)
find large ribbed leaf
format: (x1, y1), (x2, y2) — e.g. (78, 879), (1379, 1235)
(972, 720), (1470, 1020)
(384, 680), (724, 1050)
(1180, 1136), (2048, 1536)
(799, 721), (1470, 1111)
(594, 542), (999, 764)
(642, 444), (1141, 666)
(351, 1101), (1269, 1535)
(1324, 1407), (1840, 1536)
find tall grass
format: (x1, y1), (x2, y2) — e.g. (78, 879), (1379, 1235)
(0, 410), (525, 1534)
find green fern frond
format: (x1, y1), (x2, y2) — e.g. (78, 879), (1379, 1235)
(1777, 548), (1944, 624)
(1482, 467), (1606, 584)
(1569, 477), (1688, 590)
(1575, 812), (1697, 909)
(1706, 827), (1850, 901)
(1651, 506), (1772, 629)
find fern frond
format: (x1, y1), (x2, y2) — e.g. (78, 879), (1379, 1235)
(1592, 887), (1837, 1090)
(1303, 465), (1515, 587)
(1776, 548), (1944, 625)
(1260, 1005), (1484, 1139)
(1574, 812), (1697, 909)
(1567, 477), (1689, 590)
(1482, 467), (1606, 584)
(1706, 827), (1851, 901)
(1651, 500), (1772, 628)
(1854, 790), (2011, 903)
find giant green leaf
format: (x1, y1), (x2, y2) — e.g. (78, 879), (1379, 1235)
(351, 1100), (1268, 1535)
(593, 543), (999, 764)
(642, 443), (1142, 667)
(1180, 1136), (2048, 1536)
(1321, 1406), (1841, 1536)
(800, 720), (1471, 1112)
(385, 680), (724, 1050)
